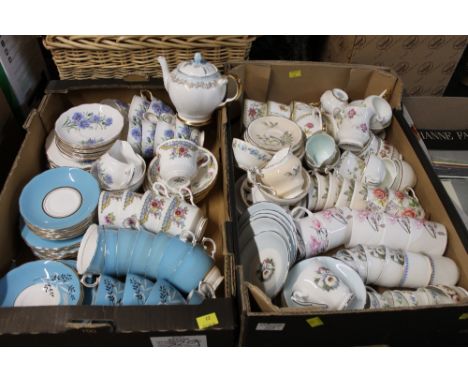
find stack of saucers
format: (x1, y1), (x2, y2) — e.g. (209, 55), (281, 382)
(19, 167), (100, 259)
(50, 103), (124, 168)
(238, 202), (300, 298)
(244, 116), (305, 159)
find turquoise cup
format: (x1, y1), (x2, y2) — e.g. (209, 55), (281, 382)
(139, 232), (172, 280)
(85, 226), (106, 274)
(121, 273), (154, 305)
(169, 241), (215, 293)
(126, 229), (154, 276)
(102, 228), (119, 275)
(156, 234), (195, 282)
(145, 279), (186, 305)
(114, 228), (136, 276)
(93, 274), (124, 306)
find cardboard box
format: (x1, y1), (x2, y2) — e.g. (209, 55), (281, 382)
(225, 61), (468, 346)
(322, 36), (467, 96)
(0, 80), (237, 346)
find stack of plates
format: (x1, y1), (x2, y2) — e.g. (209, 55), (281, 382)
(51, 103), (124, 167)
(244, 116), (305, 158)
(238, 202), (299, 298)
(144, 147), (218, 204)
(19, 167), (100, 259)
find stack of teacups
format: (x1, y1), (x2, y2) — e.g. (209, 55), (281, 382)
(358, 132), (402, 162)
(19, 167), (100, 259)
(127, 91), (204, 158)
(335, 150), (417, 191)
(365, 285), (468, 309)
(346, 210), (448, 257)
(53, 103), (124, 164)
(291, 207), (353, 258)
(90, 140), (146, 192)
(366, 186), (425, 219)
(335, 244), (459, 288)
(77, 225), (223, 299)
(98, 184), (208, 240)
(247, 148), (311, 207)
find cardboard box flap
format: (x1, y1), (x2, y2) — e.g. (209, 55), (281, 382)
(227, 60), (403, 108)
(404, 97), (468, 131)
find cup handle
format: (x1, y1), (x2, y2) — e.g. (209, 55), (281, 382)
(405, 187), (418, 201)
(198, 152), (211, 168)
(291, 291), (328, 309)
(140, 89), (154, 102)
(179, 186), (195, 206)
(180, 230), (196, 246)
(152, 181), (169, 197)
(198, 281), (216, 299)
(201, 237), (217, 258)
(217, 74), (242, 108)
(81, 274), (100, 288)
(290, 206), (313, 219)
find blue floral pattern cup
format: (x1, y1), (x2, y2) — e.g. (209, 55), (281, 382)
(145, 279), (186, 305)
(122, 273), (154, 305)
(93, 274), (124, 306)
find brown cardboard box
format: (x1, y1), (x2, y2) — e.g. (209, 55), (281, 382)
(322, 36), (467, 96)
(0, 80), (237, 345)
(0, 89), (11, 130)
(225, 61), (468, 346)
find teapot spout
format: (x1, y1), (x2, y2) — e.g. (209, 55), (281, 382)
(157, 56), (170, 90)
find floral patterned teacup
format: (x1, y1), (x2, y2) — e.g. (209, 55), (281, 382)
(253, 147), (304, 198)
(243, 99), (267, 128)
(267, 100), (292, 119)
(232, 138), (272, 171)
(406, 218), (447, 257)
(121, 273), (154, 306)
(152, 115), (175, 149)
(98, 191), (125, 228)
(295, 108), (323, 138)
(156, 138), (210, 190)
(96, 153), (135, 191)
(127, 93), (151, 154)
(335, 150), (365, 182)
(369, 187), (425, 219)
(175, 117), (204, 146)
(93, 274), (124, 306)
(289, 260), (354, 310)
(337, 105), (374, 152)
(118, 191), (144, 229)
(320, 88), (349, 116)
(141, 112), (158, 158)
(364, 95), (393, 132)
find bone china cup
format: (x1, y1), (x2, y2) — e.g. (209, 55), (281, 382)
(320, 88), (349, 116)
(305, 132), (339, 171)
(232, 138), (272, 171)
(256, 148), (304, 198)
(157, 138), (210, 190)
(364, 95), (393, 132)
(337, 105), (374, 152)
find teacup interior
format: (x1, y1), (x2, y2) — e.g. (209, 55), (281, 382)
(306, 133), (336, 167)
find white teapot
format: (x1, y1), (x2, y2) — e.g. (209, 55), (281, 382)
(157, 52), (241, 126)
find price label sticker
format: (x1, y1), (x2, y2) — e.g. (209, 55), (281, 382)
(306, 317), (324, 328)
(459, 313), (468, 320)
(288, 69), (302, 79)
(196, 313), (219, 329)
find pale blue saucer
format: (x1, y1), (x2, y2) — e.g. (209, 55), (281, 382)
(21, 222), (83, 250)
(0, 260), (82, 307)
(19, 167), (99, 231)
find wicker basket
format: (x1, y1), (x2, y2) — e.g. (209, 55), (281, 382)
(43, 35), (256, 80)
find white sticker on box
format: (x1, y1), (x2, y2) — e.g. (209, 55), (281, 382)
(255, 323), (286, 331)
(150, 335), (208, 347)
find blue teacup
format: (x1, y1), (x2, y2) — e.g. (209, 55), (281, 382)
(156, 233), (196, 282)
(126, 229), (154, 276)
(93, 274), (124, 306)
(114, 228), (135, 276)
(136, 232), (172, 279)
(81, 274), (98, 305)
(169, 239), (215, 293)
(187, 289), (205, 305)
(145, 279), (186, 305)
(102, 228), (119, 275)
(121, 273), (154, 305)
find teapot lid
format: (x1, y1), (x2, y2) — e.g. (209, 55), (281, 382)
(177, 53), (218, 78)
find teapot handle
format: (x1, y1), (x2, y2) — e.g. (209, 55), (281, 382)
(218, 74), (242, 108)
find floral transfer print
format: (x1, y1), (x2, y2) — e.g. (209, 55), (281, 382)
(233, 140), (271, 162)
(101, 192), (123, 211)
(122, 215), (139, 229)
(40, 272), (78, 303)
(243, 100), (266, 127)
(159, 140), (195, 160)
(388, 248), (405, 265)
(314, 267), (340, 292)
(307, 218), (329, 256)
(254, 131), (294, 148)
(149, 99), (174, 117)
(104, 212), (116, 225)
(63, 112), (113, 131)
(140, 193), (166, 225)
(256, 258), (275, 282)
(365, 245), (386, 260)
